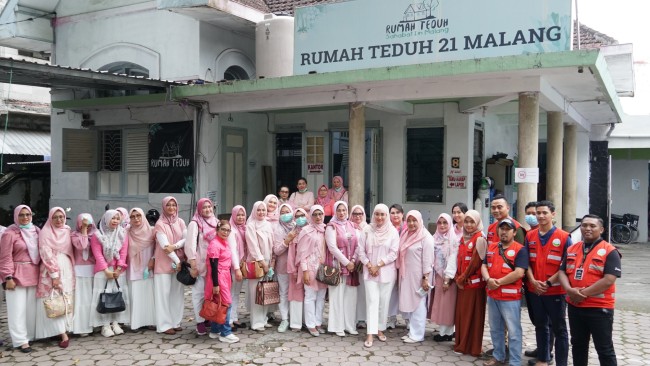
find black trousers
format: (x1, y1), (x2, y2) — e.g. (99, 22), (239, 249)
(528, 293), (567, 365)
(567, 304), (617, 366)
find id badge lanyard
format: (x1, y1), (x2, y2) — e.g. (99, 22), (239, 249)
(574, 238), (602, 281)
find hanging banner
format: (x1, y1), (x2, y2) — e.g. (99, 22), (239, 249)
(294, 0), (572, 74)
(149, 121), (194, 193)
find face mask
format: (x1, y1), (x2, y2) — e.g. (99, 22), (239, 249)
(280, 213), (293, 223)
(525, 214), (538, 227)
(295, 217), (307, 227)
(19, 223), (32, 229)
(334, 186), (342, 192)
(299, 188), (307, 193)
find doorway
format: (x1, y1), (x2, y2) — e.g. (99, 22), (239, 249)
(221, 128), (247, 212)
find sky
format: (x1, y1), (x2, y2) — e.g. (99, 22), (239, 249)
(579, 0), (649, 115)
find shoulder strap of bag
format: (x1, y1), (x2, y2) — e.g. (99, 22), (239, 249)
(498, 243), (515, 270)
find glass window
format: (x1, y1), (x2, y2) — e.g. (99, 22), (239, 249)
(406, 127), (444, 203)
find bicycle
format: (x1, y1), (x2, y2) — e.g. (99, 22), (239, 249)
(610, 213), (639, 244)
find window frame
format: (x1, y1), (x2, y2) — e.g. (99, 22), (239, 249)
(404, 118), (445, 204)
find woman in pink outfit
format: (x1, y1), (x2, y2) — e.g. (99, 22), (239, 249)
(315, 185), (334, 223)
(245, 201), (274, 331)
(350, 204), (368, 329)
(153, 196), (187, 335)
(430, 213), (460, 342)
(286, 208), (307, 331)
(71, 213), (96, 336)
(357, 203), (399, 348)
(328, 176), (348, 204)
(397, 210), (434, 343)
(296, 205), (327, 337)
(227, 205), (247, 329)
(127, 208), (156, 331)
(205, 219), (239, 343)
(288, 177), (314, 212)
(263, 194), (280, 223)
(115, 207), (130, 229)
(0, 205), (40, 352)
(90, 210), (130, 338)
(272, 203), (296, 332)
(35, 207), (75, 348)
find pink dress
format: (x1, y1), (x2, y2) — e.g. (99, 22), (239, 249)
(205, 237), (232, 304)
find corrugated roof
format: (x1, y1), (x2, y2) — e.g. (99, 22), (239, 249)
(262, 0), (343, 15)
(0, 129), (50, 156)
(574, 23), (618, 50)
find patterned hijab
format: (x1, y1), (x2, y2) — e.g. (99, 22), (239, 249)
(97, 210), (126, 262)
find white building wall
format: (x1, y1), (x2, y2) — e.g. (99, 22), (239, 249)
(611, 159), (648, 242)
(199, 22), (256, 82)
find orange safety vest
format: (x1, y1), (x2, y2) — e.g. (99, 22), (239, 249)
(487, 217), (522, 244)
(486, 241), (524, 301)
(456, 232), (486, 290)
(564, 240), (618, 309)
(526, 227), (569, 295)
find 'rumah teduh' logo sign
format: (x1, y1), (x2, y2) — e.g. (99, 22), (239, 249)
(386, 0), (449, 35)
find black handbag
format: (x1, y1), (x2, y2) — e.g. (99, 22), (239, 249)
(176, 261), (197, 285)
(97, 279), (126, 314)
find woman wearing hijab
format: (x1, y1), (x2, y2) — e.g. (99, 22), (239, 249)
(430, 213), (460, 342)
(386, 203), (405, 329)
(328, 176), (348, 204)
(451, 203), (468, 238)
(326, 201), (360, 337)
(186, 198), (216, 336)
(349, 204), (368, 330)
(227, 205), (247, 329)
(286, 208), (307, 332)
(263, 194), (280, 223)
(71, 213), (96, 336)
(315, 185), (334, 224)
(35, 207), (74, 347)
(245, 201), (274, 331)
(0, 205), (40, 352)
(288, 177), (314, 212)
(272, 203), (297, 332)
(357, 204), (399, 348)
(115, 207), (130, 229)
(398, 210), (434, 343)
(206, 219), (240, 343)
(89, 210), (130, 338)
(154, 196), (187, 335)
(127, 208), (156, 331)
(454, 210), (488, 357)
(296, 205), (327, 337)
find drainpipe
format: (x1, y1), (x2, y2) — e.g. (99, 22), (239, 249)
(606, 122), (616, 137)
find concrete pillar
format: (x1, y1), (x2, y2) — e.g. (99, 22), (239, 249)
(563, 124), (578, 229)
(546, 111), (563, 225)
(349, 102), (365, 207)
(517, 92), (539, 226)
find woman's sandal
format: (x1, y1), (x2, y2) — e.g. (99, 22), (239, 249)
(377, 334), (387, 342)
(364, 339), (373, 348)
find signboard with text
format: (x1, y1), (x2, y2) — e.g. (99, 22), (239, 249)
(149, 121), (194, 193)
(294, 0), (572, 74)
(514, 168), (539, 183)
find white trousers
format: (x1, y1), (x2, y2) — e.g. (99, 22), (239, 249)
(154, 273), (184, 332)
(304, 286), (326, 328)
(388, 280), (399, 318)
(72, 276), (93, 334)
(289, 301), (303, 330)
(327, 279), (357, 333)
(129, 277), (156, 330)
(277, 274), (290, 321)
(6, 286), (36, 347)
(439, 324), (455, 336)
(229, 271), (245, 323)
(365, 279), (395, 335)
(248, 278), (268, 329)
(356, 275), (366, 322)
(404, 296), (427, 341)
(191, 276), (205, 323)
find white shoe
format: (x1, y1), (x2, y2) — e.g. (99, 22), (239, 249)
(403, 336), (422, 343)
(401, 335), (409, 340)
(264, 323), (273, 328)
(219, 334), (240, 343)
(346, 329), (359, 335)
(101, 325), (115, 337)
(278, 320), (289, 333)
(336, 331), (346, 337)
(208, 332), (219, 339)
(111, 322), (124, 335)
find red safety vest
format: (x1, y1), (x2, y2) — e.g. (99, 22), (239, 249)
(526, 227), (569, 295)
(456, 232), (486, 290)
(487, 217), (522, 244)
(486, 241), (524, 301)
(564, 240), (618, 309)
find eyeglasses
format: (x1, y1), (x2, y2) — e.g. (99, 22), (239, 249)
(352, 212), (363, 216)
(219, 228), (231, 233)
(52, 215), (65, 221)
(18, 213), (32, 218)
(312, 212), (323, 217)
(280, 190), (289, 193)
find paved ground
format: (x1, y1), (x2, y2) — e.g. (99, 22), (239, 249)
(0, 243), (648, 365)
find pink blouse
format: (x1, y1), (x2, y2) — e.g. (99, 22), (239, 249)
(357, 226), (399, 283)
(0, 227), (40, 287)
(90, 235), (129, 274)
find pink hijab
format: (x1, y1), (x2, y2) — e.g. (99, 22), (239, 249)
(350, 204), (368, 230)
(155, 196), (186, 244)
(229, 205), (247, 261)
(39, 207), (74, 261)
(13, 205), (39, 264)
(71, 213), (96, 261)
(263, 194), (280, 222)
(286, 208), (307, 275)
(246, 201), (274, 258)
(295, 205), (326, 288)
(116, 207), (130, 228)
(398, 210), (427, 277)
(192, 198), (218, 241)
(369, 203), (394, 245)
(128, 208), (155, 271)
(315, 184), (332, 207)
(328, 176), (347, 201)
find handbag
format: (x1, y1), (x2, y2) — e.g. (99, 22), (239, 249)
(255, 278), (280, 305)
(97, 279), (126, 314)
(43, 289), (73, 319)
(176, 261), (197, 285)
(316, 263), (341, 286)
(240, 261), (264, 280)
(200, 295), (229, 324)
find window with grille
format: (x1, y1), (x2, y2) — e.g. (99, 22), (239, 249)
(406, 126), (444, 203)
(97, 128), (148, 198)
(100, 130), (122, 171)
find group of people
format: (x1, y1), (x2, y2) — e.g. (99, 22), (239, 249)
(0, 177), (621, 366)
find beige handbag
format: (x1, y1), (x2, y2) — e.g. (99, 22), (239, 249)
(43, 290), (74, 319)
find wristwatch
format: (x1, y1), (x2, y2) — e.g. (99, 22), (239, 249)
(4, 276), (13, 281)
(545, 280), (553, 287)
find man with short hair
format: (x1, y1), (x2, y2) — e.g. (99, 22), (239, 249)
(481, 218), (529, 366)
(524, 201), (539, 231)
(525, 200), (571, 366)
(488, 195), (526, 244)
(558, 215), (620, 366)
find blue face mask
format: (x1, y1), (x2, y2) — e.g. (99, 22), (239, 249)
(280, 213), (293, 223)
(525, 214), (538, 227)
(295, 217), (307, 227)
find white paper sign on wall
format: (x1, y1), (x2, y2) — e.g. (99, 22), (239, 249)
(514, 168), (539, 183)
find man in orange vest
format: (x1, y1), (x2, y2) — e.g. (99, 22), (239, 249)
(487, 195), (526, 245)
(481, 218), (529, 366)
(558, 214), (621, 366)
(525, 200), (571, 366)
